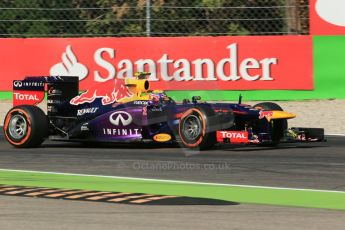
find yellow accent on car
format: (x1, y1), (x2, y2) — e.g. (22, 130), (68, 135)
(116, 78), (151, 103)
(269, 111), (296, 121)
(153, 133), (172, 142)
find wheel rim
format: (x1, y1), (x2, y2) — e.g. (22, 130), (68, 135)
(182, 114), (202, 141)
(8, 114), (27, 140)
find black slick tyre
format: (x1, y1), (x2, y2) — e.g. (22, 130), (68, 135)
(254, 102), (287, 145)
(178, 107), (216, 150)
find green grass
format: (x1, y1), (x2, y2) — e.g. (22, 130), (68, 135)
(1, 169), (345, 210)
(0, 92), (11, 100)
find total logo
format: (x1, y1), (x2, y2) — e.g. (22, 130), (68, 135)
(109, 111), (132, 126)
(14, 92), (40, 101)
(13, 91), (44, 106)
(216, 131), (248, 143)
(218, 131), (248, 139)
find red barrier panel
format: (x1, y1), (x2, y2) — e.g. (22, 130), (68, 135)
(310, 0), (345, 35)
(0, 36), (313, 91)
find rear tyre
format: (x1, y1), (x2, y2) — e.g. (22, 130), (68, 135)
(254, 102), (287, 145)
(3, 105), (48, 148)
(178, 107), (216, 150)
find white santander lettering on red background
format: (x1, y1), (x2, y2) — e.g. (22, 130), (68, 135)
(0, 36), (313, 91)
(93, 43), (277, 83)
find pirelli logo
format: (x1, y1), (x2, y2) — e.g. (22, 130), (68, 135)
(0, 184), (237, 205)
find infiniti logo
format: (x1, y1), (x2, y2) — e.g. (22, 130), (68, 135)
(109, 111), (132, 126)
(13, 81), (22, 87)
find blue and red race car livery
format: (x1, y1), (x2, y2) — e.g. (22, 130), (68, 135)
(4, 73), (324, 149)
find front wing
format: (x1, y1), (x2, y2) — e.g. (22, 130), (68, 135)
(216, 127), (325, 144)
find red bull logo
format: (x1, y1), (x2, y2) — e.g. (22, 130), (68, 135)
(259, 110), (274, 119)
(70, 78), (132, 106)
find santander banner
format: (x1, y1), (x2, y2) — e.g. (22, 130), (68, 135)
(0, 36), (313, 91)
(310, 0), (345, 35)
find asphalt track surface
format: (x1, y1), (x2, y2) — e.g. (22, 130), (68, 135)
(0, 130), (345, 190)
(1, 130), (345, 229)
(1, 195), (345, 230)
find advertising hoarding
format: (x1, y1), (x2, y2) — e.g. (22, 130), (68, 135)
(0, 36), (313, 91)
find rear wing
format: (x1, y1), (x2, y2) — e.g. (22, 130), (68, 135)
(13, 76), (79, 113)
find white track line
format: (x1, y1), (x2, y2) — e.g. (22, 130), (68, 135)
(1, 168), (345, 194)
(326, 134), (345, 136)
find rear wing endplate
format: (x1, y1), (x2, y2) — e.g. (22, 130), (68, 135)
(12, 76), (79, 107)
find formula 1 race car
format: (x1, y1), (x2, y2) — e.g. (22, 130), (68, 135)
(3, 73), (325, 149)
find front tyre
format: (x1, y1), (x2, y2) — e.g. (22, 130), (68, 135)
(3, 105), (48, 148)
(254, 102), (287, 145)
(178, 108), (216, 150)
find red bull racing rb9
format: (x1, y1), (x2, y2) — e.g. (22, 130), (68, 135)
(3, 73), (325, 150)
